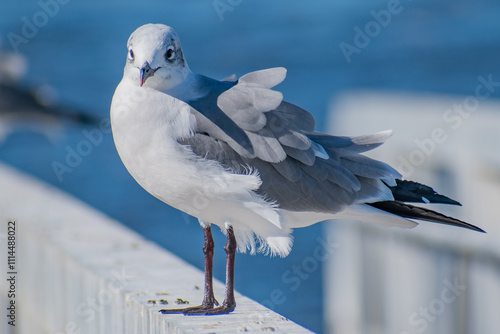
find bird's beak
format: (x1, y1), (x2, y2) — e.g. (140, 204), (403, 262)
(140, 62), (156, 86)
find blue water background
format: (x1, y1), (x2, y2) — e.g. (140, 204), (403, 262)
(1, 1), (500, 332)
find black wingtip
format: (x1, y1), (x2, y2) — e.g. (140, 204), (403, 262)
(390, 179), (462, 206)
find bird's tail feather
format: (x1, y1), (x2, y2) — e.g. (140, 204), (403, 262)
(368, 201), (485, 233)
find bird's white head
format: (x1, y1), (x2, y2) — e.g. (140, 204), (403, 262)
(123, 24), (190, 90)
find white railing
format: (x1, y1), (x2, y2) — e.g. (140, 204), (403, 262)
(325, 91), (500, 334)
(0, 163), (311, 334)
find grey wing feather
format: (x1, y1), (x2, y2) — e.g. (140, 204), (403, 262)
(283, 145), (316, 166)
(272, 159), (303, 182)
(276, 101), (315, 132)
(239, 67), (287, 88)
(178, 133), (247, 173)
(188, 107), (255, 158)
(254, 158), (355, 212)
(246, 128), (287, 163)
(308, 130), (393, 156)
(180, 68), (401, 213)
(187, 77), (255, 157)
(324, 160), (362, 192)
(266, 112), (311, 150)
(299, 159), (360, 192)
(341, 155), (402, 182)
(217, 85), (270, 132)
(217, 68), (284, 132)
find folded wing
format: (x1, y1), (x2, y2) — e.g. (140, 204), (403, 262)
(180, 68), (400, 213)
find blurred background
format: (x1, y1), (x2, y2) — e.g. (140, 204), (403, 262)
(1, 0), (500, 333)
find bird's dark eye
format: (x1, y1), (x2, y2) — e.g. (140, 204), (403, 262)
(165, 46), (175, 61)
(128, 49), (134, 61)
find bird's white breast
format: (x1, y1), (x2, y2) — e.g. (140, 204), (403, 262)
(110, 80), (264, 221)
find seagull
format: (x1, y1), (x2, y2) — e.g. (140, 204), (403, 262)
(110, 24), (484, 315)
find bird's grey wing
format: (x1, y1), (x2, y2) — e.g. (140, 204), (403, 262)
(179, 133), (362, 212)
(180, 67), (400, 213)
(185, 68), (316, 162)
(186, 78), (255, 157)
